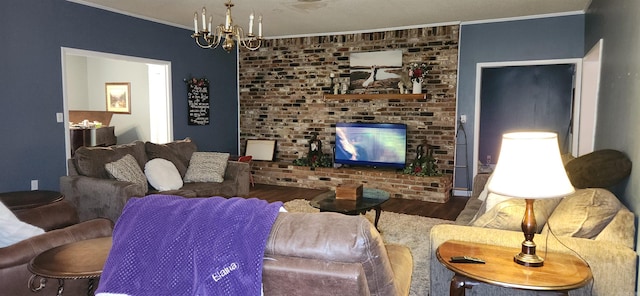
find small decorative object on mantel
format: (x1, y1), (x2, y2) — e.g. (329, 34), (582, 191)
(403, 143), (441, 176)
(408, 63), (428, 94)
(185, 77), (210, 126)
(292, 133), (333, 168)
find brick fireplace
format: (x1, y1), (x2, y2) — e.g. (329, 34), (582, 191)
(238, 25), (459, 202)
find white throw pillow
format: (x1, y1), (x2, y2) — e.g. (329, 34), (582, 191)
(184, 152), (230, 183)
(105, 154), (148, 192)
(145, 158), (183, 191)
(0, 202), (44, 247)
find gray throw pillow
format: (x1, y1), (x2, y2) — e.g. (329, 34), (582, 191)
(184, 152), (230, 183)
(105, 154), (148, 192)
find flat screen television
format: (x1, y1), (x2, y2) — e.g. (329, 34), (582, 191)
(334, 122), (407, 169)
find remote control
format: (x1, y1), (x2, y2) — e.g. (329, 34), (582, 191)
(450, 256), (485, 264)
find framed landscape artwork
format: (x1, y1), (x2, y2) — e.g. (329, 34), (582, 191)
(349, 50), (403, 90)
(105, 82), (131, 114)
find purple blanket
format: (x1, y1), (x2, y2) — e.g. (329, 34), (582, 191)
(96, 195), (282, 296)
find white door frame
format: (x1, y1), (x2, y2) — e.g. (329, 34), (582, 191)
(60, 47), (173, 163)
(579, 39), (603, 156)
(473, 58), (583, 180)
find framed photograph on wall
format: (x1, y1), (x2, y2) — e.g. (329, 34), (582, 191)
(105, 82), (131, 114)
(349, 50), (403, 90)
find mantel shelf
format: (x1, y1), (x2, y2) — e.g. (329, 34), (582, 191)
(323, 93), (426, 100)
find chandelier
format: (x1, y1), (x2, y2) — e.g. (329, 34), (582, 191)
(191, 0), (263, 52)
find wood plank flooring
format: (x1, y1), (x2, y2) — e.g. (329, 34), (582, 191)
(247, 183), (468, 221)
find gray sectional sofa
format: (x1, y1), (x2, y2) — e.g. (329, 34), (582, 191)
(60, 138), (251, 222)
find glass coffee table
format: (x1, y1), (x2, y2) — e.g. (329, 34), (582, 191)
(310, 188), (390, 230)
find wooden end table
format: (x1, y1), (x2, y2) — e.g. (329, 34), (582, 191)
(28, 237), (112, 296)
(436, 240), (592, 296)
(0, 190), (63, 210)
(309, 188), (389, 229)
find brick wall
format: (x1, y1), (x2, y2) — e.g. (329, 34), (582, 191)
(238, 25), (459, 202)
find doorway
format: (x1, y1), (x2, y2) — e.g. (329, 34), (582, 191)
(473, 59), (583, 177)
(60, 48), (173, 160)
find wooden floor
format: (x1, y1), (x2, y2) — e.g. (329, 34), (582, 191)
(248, 183), (468, 221)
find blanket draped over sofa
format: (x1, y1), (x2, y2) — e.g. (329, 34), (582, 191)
(96, 195), (283, 296)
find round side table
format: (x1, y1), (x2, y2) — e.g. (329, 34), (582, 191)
(28, 236), (112, 296)
(436, 240), (592, 296)
(0, 190), (63, 210)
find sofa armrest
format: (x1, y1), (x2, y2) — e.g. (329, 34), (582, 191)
(224, 161), (251, 196)
(263, 254), (370, 296)
(0, 218), (113, 269)
(429, 224), (637, 296)
(471, 173), (491, 199)
(60, 175), (146, 222)
(14, 200), (79, 231)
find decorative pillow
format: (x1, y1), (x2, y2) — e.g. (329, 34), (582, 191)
(145, 158), (183, 191)
(471, 197), (562, 233)
(184, 152), (230, 183)
(145, 138), (197, 178)
(105, 154), (148, 191)
(0, 202), (44, 247)
(74, 141), (147, 179)
(565, 149), (632, 189)
(545, 188), (622, 238)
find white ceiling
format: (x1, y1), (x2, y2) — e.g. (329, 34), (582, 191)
(69, 0), (590, 38)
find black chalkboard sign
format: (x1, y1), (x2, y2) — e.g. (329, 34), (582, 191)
(186, 78), (210, 125)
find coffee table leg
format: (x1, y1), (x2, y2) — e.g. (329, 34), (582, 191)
(373, 206), (382, 230)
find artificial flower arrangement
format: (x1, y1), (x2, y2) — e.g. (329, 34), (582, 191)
(408, 63), (428, 82)
(403, 144), (441, 177)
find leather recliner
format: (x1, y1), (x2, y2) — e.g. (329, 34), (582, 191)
(0, 199), (113, 296)
(262, 212), (413, 296)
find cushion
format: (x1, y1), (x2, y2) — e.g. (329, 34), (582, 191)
(105, 154), (148, 192)
(0, 201), (44, 247)
(145, 158), (183, 191)
(565, 149), (632, 189)
(74, 141), (147, 179)
(471, 197), (562, 233)
(145, 138), (197, 178)
(545, 188), (622, 238)
(184, 152), (230, 183)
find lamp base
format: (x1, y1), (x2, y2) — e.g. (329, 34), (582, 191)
(514, 253), (544, 267)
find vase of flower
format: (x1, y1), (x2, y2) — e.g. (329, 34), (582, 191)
(412, 78), (423, 94)
(408, 63), (428, 95)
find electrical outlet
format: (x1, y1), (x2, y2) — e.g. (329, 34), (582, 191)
(460, 114), (467, 123)
(31, 180), (38, 190)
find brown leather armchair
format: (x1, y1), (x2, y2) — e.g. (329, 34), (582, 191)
(262, 212), (413, 296)
(0, 199), (113, 296)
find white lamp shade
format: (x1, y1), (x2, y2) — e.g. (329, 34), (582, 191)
(487, 132), (575, 199)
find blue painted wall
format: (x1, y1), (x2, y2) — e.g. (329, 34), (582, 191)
(455, 15), (585, 190)
(0, 0), (238, 192)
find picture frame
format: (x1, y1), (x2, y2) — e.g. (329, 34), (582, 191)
(349, 50), (403, 90)
(105, 82), (131, 114)
(245, 139), (277, 161)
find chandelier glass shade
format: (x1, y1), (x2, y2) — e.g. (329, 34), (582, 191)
(191, 0), (263, 52)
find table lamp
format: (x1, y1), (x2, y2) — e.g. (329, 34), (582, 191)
(487, 132), (575, 267)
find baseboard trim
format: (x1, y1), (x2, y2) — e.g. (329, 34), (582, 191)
(453, 189), (471, 197)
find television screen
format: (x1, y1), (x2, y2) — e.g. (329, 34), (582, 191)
(335, 122), (407, 169)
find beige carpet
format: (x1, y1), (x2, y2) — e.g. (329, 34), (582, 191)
(283, 199), (453, 296)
